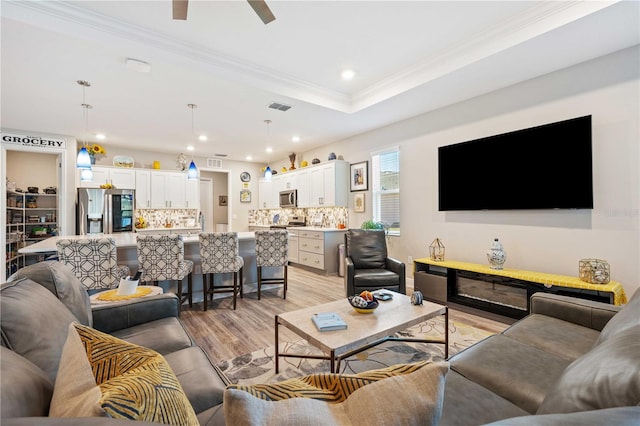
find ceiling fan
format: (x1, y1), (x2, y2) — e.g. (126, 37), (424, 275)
(172, 0), (275, 24)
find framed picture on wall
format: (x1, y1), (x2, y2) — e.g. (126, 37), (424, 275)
(354, 193), (365, 213)
(219, 195), (228, 206)
(350, 161), (368, 192)
(240, 190), (251, 203)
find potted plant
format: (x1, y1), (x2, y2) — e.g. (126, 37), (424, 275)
(360, 219), (385, 230)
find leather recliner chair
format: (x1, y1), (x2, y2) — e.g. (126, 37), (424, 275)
(344, 229), (406, 297)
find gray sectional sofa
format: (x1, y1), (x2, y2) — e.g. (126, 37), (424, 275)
(2, 260), (639, 425)
(1, 261), (228, 425)
(440, 290), (640, 425)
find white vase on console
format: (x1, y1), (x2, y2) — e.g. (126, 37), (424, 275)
(487, 238), (506, 270)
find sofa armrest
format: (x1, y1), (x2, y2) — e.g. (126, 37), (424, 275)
(345, 257), (355, 296)
(386, 257), (406, 294)
(530, 292), (621, 331)
(91, 293), (181, 333)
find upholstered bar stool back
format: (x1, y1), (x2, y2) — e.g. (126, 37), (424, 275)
(254, 229), (288, 300)
(199, 232), (244, 310)
(56, 237), (130, 293)
(136, 234), (193, 307)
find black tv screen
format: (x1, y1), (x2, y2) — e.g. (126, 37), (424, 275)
(438, 115), (593, 211)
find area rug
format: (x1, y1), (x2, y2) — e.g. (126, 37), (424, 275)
(216, 317), (493, 385)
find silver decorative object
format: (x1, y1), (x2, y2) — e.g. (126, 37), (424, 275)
(487, 238), (506, 270)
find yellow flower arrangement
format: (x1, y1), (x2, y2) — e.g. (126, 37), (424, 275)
(89, 143), (106, 156)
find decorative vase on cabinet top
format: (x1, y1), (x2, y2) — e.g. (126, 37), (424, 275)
(487, 238), (506, 270)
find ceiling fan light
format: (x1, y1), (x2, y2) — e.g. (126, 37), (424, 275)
(77, 146), (92, 169)
(187, 160), (198, 180)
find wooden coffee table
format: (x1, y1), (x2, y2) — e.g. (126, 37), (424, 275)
(275, 291), (448, 373)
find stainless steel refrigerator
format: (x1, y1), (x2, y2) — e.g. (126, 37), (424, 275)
(77, 188), (135, 235)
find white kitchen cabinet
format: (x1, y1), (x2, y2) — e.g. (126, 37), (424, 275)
(151, 171), (187, 208)
(135, 170), (151, 209)
(185, 178), (199, 209)
(257, 160), (348, 209)
(258, 178), (279, 209)
(258, 179), (272, 209)
(280, 173), (298, 190)
(296, 169), (311, 208)
(79, 166), (135, 189)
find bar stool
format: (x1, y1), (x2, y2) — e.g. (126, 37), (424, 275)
(56, 237), (130, 293)
(254, 229), (288, 300)
(199, 232), (244, 310)
(136, 234), (193, 307)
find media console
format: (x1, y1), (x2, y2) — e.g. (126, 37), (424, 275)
(413, 258), (627, 320)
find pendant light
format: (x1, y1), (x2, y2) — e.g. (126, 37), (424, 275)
(187, 104), (199, 180)
(76, 80), (93, 171)
(264, 119), (272, 182)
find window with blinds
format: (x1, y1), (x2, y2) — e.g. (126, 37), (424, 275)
(372, 148), (400, 236)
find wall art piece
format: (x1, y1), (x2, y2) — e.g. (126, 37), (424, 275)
(219, 195), (228, 206)
(350, 160), (368, 192)
(354, 193), (365, 212)
(240, 190), (251, 203)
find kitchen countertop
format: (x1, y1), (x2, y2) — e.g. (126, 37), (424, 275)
(249, 225), (347, 232)
(19, 232), (256, 254)
(135, 226), (202, 233)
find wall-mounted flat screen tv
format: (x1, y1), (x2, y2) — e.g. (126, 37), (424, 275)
(438, 115), (593, 211)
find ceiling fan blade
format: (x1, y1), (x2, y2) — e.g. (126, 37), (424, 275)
(173, 0), (188, 20)
(247, 0), (276, 24)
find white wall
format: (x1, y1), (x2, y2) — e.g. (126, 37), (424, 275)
(301, 46), (640, 297)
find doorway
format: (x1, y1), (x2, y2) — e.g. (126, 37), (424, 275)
(2, 145), (68, 281)
(199, 169), (230, 232)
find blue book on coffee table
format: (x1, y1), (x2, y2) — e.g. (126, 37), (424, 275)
(312, 312), (348, 332)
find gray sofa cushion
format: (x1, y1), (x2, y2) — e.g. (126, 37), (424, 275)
(164, 347), (229, 414)
(0, 279), (78, 382)
(110, 317), (193, 355)
(450, 334), (571, 413)
(503, 314), (600, 361)
(8, 261), (92, 326)
(594, 288), (640, 346)
(0, 346), (53, 418)
(439, 371), (528, 426)
(487, 406), (640, 426)
(537, 325), (640, 414)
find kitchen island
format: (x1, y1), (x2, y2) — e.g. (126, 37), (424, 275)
(19, 232), (281, 303)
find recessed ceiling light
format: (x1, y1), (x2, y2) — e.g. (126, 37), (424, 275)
(266, 147), (273, 153)
(292, 136), (300, 142)
(198, 135), (207, 141)
(246, 155), (253, 161)
(187, 145), (195, 151)
(95, 133), (106, 140)
(341, 69), (356, 80)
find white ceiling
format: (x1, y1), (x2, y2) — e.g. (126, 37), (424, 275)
(1, 0), (638, 164)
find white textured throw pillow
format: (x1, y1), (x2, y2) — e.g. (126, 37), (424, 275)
(224, 361), (449, 426)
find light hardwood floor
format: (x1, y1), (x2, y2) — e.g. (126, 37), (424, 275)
(180, 266), (510, 363)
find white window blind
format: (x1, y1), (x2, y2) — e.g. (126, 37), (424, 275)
(372, 148), (400, 235)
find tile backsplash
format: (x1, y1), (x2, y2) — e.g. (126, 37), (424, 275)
(249, 207), (348, 228)
(136, 209), (198, 228)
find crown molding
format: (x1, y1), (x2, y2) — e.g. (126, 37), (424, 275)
(3, 0), (620, 114)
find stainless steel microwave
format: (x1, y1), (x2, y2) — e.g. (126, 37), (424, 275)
(279, 189), (297, 208)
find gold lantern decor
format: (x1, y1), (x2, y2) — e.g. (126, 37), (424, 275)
(429, 238), (445, 262)
(578, 259), (610, 285)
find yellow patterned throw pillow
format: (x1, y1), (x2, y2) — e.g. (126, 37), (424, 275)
(224, 361), (449, 426)
(50, 323), (198, 425)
